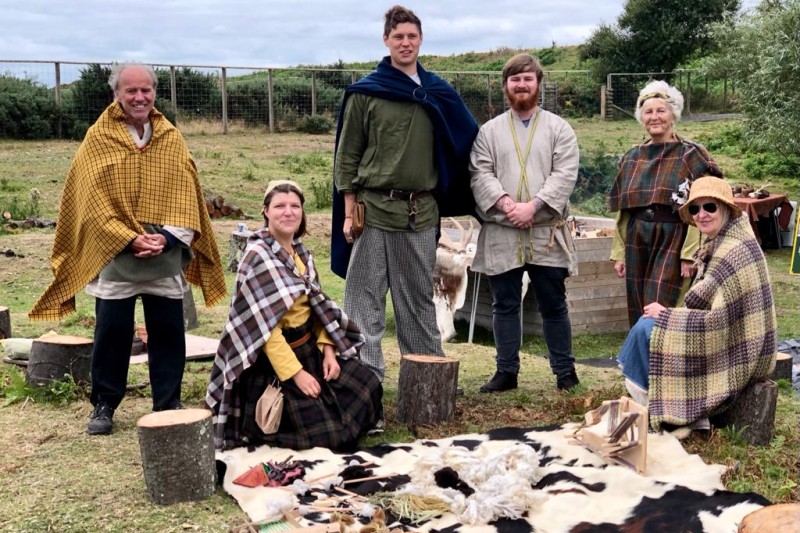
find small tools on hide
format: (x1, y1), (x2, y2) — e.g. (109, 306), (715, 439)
(233, 456), (306, 488)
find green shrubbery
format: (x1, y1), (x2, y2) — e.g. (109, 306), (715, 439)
(0, 76), (66, 139)
(296, 114), (333, 134)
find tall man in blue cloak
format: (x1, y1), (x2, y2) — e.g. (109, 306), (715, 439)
(331, 5), (478, 388)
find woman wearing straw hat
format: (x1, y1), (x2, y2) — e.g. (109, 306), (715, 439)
(616, 176), (777, 435)
(608, 80), (723, 327)
(207, 180), (382, 451)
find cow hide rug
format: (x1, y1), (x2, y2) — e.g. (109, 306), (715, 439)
(217, 424), (769, 533)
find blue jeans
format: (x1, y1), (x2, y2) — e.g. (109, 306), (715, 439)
(616, 316), (655, 390)
(488, 264), (575, 377)
(91, 294), (185, 411)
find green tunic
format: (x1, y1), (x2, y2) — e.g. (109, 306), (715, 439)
(334, 93), (439, 231)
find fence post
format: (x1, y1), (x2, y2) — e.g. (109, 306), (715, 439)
(351, 71), (357, 84)
(221, 67), (228, 134)
(54, 62), (62, 138)
(169, 66), (178, 120)
(311, 71), (317, 116)
(722, 73), (728, 113)
(686, 71), (691, 116)
(268, 69), (275, 134)
(600, 85), (606, 121)
(486, 74), (492, 122)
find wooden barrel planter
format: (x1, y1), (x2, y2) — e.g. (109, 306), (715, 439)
(26, 334), (92, 387)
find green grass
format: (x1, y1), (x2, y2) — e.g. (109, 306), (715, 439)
(0, 118), (797, 531)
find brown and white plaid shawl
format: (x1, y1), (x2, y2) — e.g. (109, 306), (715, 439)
(206, 229), (365, 449)
(648, 215), (776, 429)
(29, 102), (226, 320)
(607, 137), (722, 212)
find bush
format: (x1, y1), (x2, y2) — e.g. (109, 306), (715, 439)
(571, 143), (619, 204)
(296, 114), (333, 134)
(64, 64), (113, 130)
(156, 67), (221, 119)
(0, 76), (64, 139)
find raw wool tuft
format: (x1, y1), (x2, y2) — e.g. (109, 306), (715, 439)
(399, 443), (545, 524)
(289, 479), (313, 495)
(262, 490), (296, 522)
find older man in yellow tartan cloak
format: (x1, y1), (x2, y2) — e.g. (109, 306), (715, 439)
(30, 63), (226, 435)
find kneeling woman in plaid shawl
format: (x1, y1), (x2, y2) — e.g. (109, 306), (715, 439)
(207, 180), (382, 451)
(617, 176), (776, 433)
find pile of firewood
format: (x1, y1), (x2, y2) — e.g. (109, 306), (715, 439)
(205, 194), (245, 219)
(2, 213), (56, 230)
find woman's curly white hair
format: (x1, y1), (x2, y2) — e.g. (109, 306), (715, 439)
(634, 80), (684, 124)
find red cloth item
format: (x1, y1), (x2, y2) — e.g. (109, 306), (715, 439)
(233, 464), (269, 488)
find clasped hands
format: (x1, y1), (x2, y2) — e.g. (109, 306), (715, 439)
(131, 233), (167, 258)
(496, 194), (535, 229)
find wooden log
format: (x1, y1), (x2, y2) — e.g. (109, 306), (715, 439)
(182, 287), (198, 331)
(212, 195), (225, 209)
(770, 352), (793, 381)
(739, 503), (800, 533)
(220, 204), (233, 216)
(396, 354), (459, 425)
(711, 379), (777, 446)
(137, 408), (216, 505)
(1, 210), (10, 220)
(0, 306), (10, 339)
(26, 334), (92, 387)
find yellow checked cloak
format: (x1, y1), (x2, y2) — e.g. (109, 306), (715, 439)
(29, 102), (227, 320)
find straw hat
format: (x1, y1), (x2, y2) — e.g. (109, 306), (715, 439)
(263, 180), (303, 203)
(678, 176), (742, 225)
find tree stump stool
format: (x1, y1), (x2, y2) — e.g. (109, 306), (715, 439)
(137, 408), (216, 505)
(227, 227), (253, 272)
(0, 306), (11, 339)
(711, 379), (777, 446)
(770, 352), (793, 381)
(738, 503), (800, 532)
(26, 334), (92, 387)
(396, 354), (459, 425)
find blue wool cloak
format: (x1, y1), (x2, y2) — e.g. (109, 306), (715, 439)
(330, 56), (479, 278)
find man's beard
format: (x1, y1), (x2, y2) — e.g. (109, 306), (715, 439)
(505, 86), (540, 113)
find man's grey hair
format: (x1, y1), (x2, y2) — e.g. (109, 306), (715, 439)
(108, 62), (158, 92)
(634, 80), (684, 124)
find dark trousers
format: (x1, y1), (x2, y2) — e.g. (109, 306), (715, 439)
(488, 264), (576, 377)
(90, 294), (185, 411)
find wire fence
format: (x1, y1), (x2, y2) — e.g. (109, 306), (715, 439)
(606, 70), (738, 120)
(1, 60), (601, 137)
(1, 59), (738, 139)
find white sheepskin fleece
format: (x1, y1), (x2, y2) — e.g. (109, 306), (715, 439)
(399, 442), (545, 524)
(217, 424), (765, 533)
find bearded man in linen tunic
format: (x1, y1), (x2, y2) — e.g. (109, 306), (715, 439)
(470, 53), (580, 393)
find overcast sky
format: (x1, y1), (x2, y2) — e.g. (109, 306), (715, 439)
(2, 0), (761, 70)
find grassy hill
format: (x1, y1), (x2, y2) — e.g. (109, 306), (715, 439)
(311, 45), (588, 73)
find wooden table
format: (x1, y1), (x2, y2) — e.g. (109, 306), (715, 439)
(733, 194), (792, 248)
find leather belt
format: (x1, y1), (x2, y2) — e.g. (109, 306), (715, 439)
(630, 204), (681, 223)
(367, 188), (433, 230)
(287, 332), (311, 349)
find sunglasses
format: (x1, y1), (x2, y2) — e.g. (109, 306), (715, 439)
(688, 202), (718, 216)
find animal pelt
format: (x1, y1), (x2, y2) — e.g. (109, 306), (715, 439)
(217, 424), (769, 533)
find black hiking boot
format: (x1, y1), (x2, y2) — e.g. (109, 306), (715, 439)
(87, 403), (115, 435)
(556, 370), (580, 391)
(479, 370), (518, 393)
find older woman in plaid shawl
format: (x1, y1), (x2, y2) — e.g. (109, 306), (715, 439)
(207, 181), (382, 451)
(617, 177), (776, 433)
(608, 81), (723, 327)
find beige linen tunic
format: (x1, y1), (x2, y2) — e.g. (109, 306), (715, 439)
(469, 109), (579, 276)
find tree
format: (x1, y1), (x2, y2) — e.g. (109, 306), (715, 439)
(704, 0), (800, 163)
(580, 0), (740, 81)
